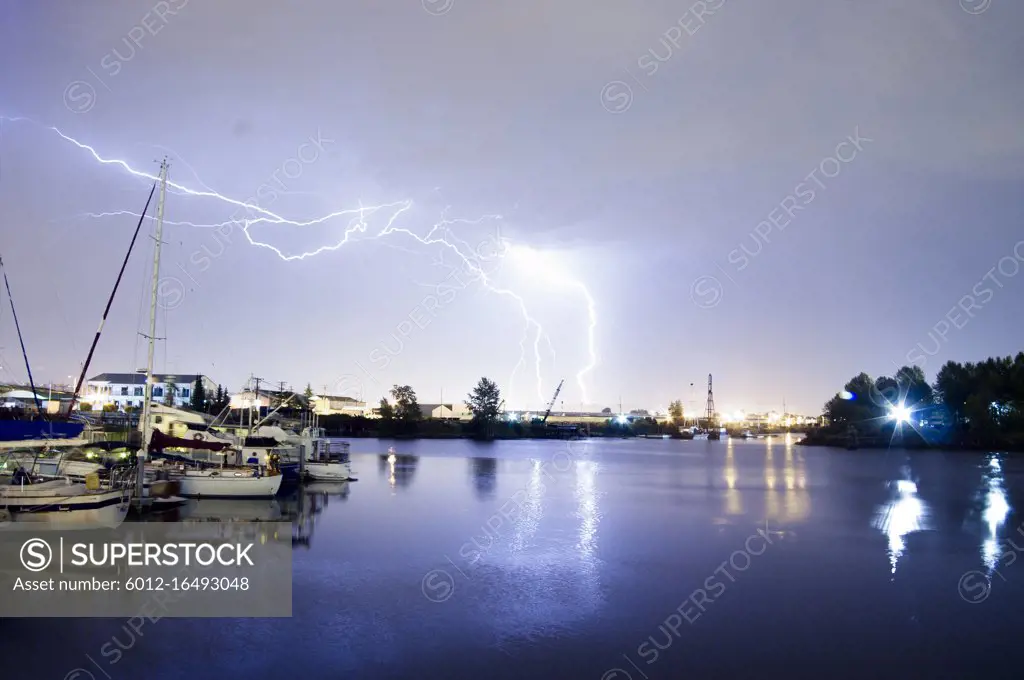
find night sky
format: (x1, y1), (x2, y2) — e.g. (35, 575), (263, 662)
(0, 0), (1021, 415)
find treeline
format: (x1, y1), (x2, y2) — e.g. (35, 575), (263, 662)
(812, 353), (1024, 449)
(318, 379), (683, 440)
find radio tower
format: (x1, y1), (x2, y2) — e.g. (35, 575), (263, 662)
(705, 374), (720, 439)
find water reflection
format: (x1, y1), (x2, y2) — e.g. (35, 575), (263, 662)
(510, 460), (545, 554)
(575, 460), (599, 562)
(379, 453), (418, 490)
(291, 482), (349, 548)
(470, 457), (498, 500)
(573, 459), (602, 614)
(724, 440), (741, 516)
(872, 466), (930, 576)
(979, 454), (1011, 574)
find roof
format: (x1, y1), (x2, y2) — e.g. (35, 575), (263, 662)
(87, 373), (207, 384)
(319, 395), (360, 403)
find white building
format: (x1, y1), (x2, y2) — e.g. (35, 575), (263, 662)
(84, 373), (217, 410)
(418, 403), (472, 420)
(311, 395), (367, 416)
(229, 390), (274, 410)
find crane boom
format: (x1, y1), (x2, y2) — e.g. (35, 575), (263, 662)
(541, 379), (564, 424)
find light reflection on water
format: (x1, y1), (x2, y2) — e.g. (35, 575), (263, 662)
(980, 454), (1011, 574)
(872, 469), (930, 576)
(18, 439), (1024, 680)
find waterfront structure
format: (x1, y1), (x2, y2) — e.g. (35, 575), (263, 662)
(230, 389), (274, 410)
(419, 403), (472, 420)
(83, 373), (216, 410)
(311, 394), (367, 416)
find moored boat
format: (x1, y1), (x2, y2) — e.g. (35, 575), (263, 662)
(174, 467), (283, 499)
(0, 469), (133, 530)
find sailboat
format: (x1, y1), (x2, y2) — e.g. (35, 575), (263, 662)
(0, 184), (158, 528)
(135, 161), (282, 500)
(0, 257), (86, 445)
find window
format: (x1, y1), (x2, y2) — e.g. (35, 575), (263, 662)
(134, 387), (143, 396)
(121, 387), (129, 395)
(182, 389), (190, 398)
(153, 387), (164, 397)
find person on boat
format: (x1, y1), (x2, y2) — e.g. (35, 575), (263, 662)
(10, 465), (31, 485)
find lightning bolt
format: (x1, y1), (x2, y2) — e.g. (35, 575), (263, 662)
(5, 115), (597, 407)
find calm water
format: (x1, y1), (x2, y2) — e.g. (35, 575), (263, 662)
(6, 436), (1024, 679)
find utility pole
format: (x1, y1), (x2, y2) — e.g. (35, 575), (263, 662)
(252, 374), (264, 432)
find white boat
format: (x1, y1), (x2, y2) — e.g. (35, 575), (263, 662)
(304, 461), (353, 481)
(0, 477), (131, 529)
(174, 467), (283, 499)
(2, 451), (105, 481)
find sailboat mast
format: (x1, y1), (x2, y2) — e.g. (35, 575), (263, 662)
(139, 160), (169, 462)
(0, 256), (43, 418)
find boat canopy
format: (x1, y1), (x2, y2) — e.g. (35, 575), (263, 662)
(148, 428), (231, 453)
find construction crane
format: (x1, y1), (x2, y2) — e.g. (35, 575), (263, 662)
(541, 379), (564, 424)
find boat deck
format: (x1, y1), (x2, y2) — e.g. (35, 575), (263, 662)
(0, 480), (115, 499)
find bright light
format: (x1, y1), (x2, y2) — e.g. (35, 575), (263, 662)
(615, 415), (628, 424)
(839, 390), (854, 400)
(889, 404), (912, 424)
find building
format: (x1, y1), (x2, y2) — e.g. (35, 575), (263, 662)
(311, 395), (367, 417)
(229, 390), (275, 410)
(83, 373), (217, 410)
(418, 403), (472, 420)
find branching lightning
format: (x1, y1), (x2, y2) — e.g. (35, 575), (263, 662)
(5, 115), (598, 407)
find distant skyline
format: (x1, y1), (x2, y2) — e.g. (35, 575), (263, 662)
(1, 0), (1022, 415)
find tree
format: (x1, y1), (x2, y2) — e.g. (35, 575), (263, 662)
(466, 377), (501, 435)
(303, 383), (314, 400)
(601, 407), (612, 414)
(190, 377), (207, 412)
(208, 384), (229, 414)
(164, 381), (179, 407)
(378, 398), (395, 420)
(668, 400), (684, 425)
(823, 372), (879, 427)
(390, 385), (421, 421)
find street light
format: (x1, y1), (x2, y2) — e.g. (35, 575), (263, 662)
(888, 403), (912, 424)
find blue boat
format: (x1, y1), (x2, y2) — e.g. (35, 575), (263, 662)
(0, 419), (85, 442)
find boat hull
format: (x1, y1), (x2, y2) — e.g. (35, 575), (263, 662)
(0, 485), (129, 530)
(304, 462), (351, 481)
(175, 471), (283, 499)
(0, 420), (85, 442)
